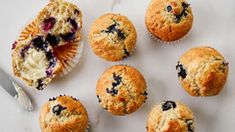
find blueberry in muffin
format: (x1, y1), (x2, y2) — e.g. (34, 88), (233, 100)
(12, 36), (62, 90)
(145, 0), (193, 42)
(39, 95), (89, 132)
(96, 65), (147, 115)
(89, 13), (137, 61)
(36, 0), (82, 46)
(176, 46), (229, 96)
(147, 101), (195, 132)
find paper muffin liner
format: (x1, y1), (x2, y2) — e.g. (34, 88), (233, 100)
(12, 19), (39, 51)
(16, 18), (83, 77)
(86, 118), (91, 132)
(53, 40), (84, 77)
(148, 29), (192, 44)
(18, 20), (41, 42)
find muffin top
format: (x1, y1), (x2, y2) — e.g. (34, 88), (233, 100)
(145, 0), (193, 42)
(39, 95), (88, 132)
(96, 65), (147, 115)
(36, 0), (82, 46)
(147, 101), (195, 132)
(177, 46), (229, 96)
(89, 13), (137, 61)
(12, 36), (61, 90)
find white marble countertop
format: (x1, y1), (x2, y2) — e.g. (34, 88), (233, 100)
(0, 0), (234, 131)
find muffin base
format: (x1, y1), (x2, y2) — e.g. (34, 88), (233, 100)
(148, 29), (192, 44)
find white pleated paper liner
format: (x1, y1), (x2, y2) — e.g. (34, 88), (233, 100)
(148, 30), (192, 45)
(53, 40), (84, 77)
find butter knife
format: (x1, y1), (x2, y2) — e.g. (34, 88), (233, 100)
(0, 68), (33, 111)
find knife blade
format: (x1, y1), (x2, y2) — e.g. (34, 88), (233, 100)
(0, 68), (33, 111)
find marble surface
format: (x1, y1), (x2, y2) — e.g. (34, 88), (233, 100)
(0, 0), (235, 131)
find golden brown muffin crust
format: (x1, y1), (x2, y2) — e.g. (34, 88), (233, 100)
(96, 65), (147, 115)
(89, 13), (137, 61)
(145, 0), (193, 42)
(39, 95), (88, 132)
(177, 46), (229, 96)
(147, 101), (195, 132)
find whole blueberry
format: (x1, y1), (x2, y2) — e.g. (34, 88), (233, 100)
(105, 23), (117, 34)
(186, 119), (194, 132)
(162, 101), (177, 111)
(74, 9), (80, 15)
(123, 47), (130, 58)
(182, 2), (190, 9)
(176, 62), (187, 79)
(69, 18), (78, 30)
(104, 22), (126, 40)
(112, 73), (122, 88)
(46, 68), (53, 77)
(32, 36), (47, 50)
(45, 51), (56, 68)
(12, 41), (17, 50)
(97, 95), (101, 103)
(36, 79), (44, 90)
(116, 29), (126, 40)
(52, 104), (66, 115)
(49, 97), (57, 101)
(174, 2), (190, 23)
(60, 32), (76, 42)
(42, 17), (56, 32)
(20, 45), (30, 58)
(46, 34), (60, 46)
(143, 91), (148, 97)
(106, 88), (118, 96)
(167, 5), (172, 12)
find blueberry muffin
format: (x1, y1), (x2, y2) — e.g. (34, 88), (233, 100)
(96, 65), (147, 115)
(12, 36), (61, 90)
(39, 95), (89, 132)
(36, 0), (82, 46)
(176, 46), (229, 96)
(145, 0), (193, 42)
(89, 13), (137, 61)
(147, 101), (195, 132)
